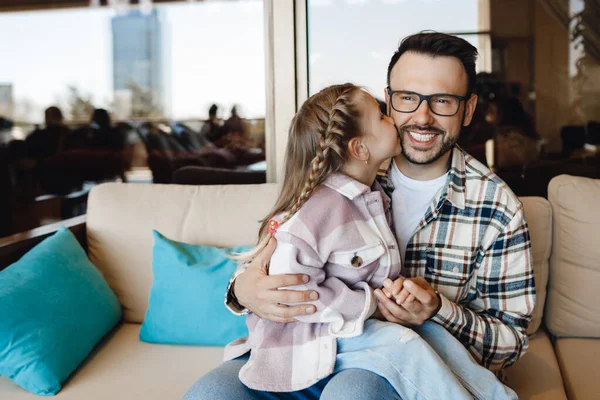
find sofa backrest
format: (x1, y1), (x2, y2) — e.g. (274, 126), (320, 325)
(545, 175), (600, 338)
(85, 183), (554, 330)
(520, 197), (552, 335)
(87, 182), (280, 323)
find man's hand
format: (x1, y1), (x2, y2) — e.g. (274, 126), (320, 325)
(233, 238), (318, 323)
(374, 277), (441, 326)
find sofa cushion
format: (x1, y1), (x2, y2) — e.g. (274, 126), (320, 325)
(545, 175), (600, 337)
(519, 197), (552, 334)
(86, 183), (279, 323)
(0, 227), (122, 396)
(504, 330), (567, 400)
(0, 325), (566, 400)
(0, 323), (225, 400)
(554, 338), (600, 400)
(139, 231), (249, 345)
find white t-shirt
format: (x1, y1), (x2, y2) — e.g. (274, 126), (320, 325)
(389, 159), (448, 261)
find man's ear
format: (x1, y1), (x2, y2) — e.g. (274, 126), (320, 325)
(347, 137), (369, 162)
(463, 94), (478, 126)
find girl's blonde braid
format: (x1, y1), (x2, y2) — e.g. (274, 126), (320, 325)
(278, 88), (355, 225)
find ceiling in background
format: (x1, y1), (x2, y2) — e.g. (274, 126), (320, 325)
(0, 0), (189, 13)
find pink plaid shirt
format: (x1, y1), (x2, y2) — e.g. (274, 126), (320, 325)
(224, 173), (402, 392)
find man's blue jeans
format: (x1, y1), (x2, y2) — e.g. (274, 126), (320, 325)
(183, 360), (401, 400)
(183, 320), (516, 400)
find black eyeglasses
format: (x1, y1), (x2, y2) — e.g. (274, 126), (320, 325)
(387, 88), (468, 117)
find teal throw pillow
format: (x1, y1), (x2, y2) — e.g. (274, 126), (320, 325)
(0, 227), (122, 396)
(140, 230), (249, 346)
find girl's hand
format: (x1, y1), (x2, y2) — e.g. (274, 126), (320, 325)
(374, 278), (441, 326)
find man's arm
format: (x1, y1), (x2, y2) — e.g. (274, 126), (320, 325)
(224, 237), (318, 323)
(270, 239), (377, 337)
(376, 207), (536, 371)
(430, 207), (536, 371)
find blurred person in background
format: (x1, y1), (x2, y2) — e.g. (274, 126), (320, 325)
(200, 104), (224, 143)
(25, 106), (70, 159)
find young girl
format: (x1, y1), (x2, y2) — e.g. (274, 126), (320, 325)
(224, 84), (517, 400)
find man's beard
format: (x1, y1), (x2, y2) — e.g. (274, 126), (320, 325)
(397, 121), (461, 165)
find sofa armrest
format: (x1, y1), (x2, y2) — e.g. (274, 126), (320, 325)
(0, 215), (87, 271)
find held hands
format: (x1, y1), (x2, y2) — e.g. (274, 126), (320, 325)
(233, 238), (440, 325)
(232, 238), (318, 323)
(373, 277), (441, 326)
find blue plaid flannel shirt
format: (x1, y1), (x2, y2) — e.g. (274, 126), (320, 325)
(378, 146), (536, 372)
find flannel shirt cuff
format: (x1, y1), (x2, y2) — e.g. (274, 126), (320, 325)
(430, 292), (454, 325)
(327, 282), (377, 338)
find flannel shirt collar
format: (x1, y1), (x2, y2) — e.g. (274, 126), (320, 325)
(324, 172), (392, 216)
(323, 173), (372, 200)
(378, 145), (467, 210)
(445, 146), (467, 210)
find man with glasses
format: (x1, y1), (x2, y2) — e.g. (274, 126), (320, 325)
(185, 32), (535, 400)
(373, 33), (534, 376)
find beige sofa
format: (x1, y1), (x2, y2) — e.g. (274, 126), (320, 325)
(0, 175), (598, 399)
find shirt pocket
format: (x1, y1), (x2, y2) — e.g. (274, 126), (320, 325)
(328, 242), (386, 286)
(326, 242), (386, 288)
(425, 247), (475, 302)
(328, 242), (386, 270)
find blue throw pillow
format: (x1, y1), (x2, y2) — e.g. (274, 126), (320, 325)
(0, 227), (122, 396)
(140, 230), (249, 346)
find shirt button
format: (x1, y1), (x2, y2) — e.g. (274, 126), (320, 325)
(452, 266), (459, 273)
(351, 255), (363, 267)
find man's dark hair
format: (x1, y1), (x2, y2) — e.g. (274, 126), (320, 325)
(387, 32), (478, 96)
(209, 104), (218, 117)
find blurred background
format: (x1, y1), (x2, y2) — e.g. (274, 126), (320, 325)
(0, 0), (598, 238)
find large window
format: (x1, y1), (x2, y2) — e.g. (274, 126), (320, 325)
(306, 0), (490, 96)
(0, 0), (267, 237)
(0, 1), (265, 124)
